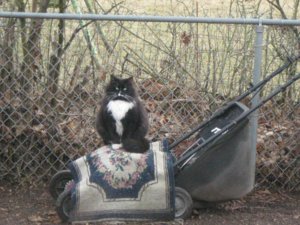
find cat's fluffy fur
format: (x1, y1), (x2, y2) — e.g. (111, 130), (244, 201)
(96, 75), (149, 153)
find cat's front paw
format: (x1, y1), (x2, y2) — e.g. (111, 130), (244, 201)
(111, 144), (122, 150)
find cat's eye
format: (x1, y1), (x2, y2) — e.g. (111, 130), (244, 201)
(123, 87), (127, 91)
(115, 87), (119, 91)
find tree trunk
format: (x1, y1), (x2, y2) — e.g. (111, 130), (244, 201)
(46, 0), (65, 109)
(18, 0), (50, 121)
(0, 18), (16, 95)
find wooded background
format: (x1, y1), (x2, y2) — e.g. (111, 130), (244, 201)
(0, 0), (299, 190)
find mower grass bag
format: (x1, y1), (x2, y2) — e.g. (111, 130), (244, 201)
(174, 102), (254, 202)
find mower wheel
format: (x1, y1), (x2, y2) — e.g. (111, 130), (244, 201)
(174, 186), (193, 219)
(49, 170), (73, 200)
(56, 189), (72, 222)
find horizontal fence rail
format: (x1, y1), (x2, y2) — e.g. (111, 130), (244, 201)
(0, 12), (300, 26)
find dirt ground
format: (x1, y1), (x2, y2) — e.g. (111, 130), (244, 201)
(0, 181), (299, 225)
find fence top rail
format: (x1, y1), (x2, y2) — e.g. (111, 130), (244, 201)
(0, 12), (300, 26)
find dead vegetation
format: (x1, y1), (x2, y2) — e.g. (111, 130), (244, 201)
(0, 0), (299, 190)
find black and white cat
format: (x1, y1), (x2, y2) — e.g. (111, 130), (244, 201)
(96, 75), (149, 153)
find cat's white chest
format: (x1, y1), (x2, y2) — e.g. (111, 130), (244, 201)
(107, 100), (134, 136)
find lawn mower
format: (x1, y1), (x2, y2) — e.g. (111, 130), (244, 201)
(49, 54), (300, 222)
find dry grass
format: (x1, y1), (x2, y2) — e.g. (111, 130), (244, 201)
(74, 0), (299, 18)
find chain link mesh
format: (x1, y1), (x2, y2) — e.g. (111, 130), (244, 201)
(0, 16), (299, 190)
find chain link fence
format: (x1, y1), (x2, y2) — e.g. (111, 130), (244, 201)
(0, 13), (299, 190)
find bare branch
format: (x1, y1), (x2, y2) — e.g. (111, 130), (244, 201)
(266, 0), (287, 19)
(62, 20), (94, 55)
(267, 0), (300, 47)
(292, 0), (300, 19)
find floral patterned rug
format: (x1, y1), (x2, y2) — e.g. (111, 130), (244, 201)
(68, 141), (175, 223)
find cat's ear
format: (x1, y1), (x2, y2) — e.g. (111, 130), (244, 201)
(110, 74), (118, 82)
(126, 76), (134, 83)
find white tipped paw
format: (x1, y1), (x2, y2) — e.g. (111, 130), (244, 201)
(111, 144), (122, 150)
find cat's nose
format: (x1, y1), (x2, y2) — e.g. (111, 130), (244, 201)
(118, 92), (121, 96)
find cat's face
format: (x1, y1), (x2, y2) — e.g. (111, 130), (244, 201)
(105, 75), (137, 101)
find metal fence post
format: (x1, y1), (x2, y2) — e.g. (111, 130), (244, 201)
(251, 24), (264, 186)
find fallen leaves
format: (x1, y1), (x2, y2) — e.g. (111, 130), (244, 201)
(217, 199), (247, 211)
(28, 215), (43, 223)
(0, 207), (8, 213)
